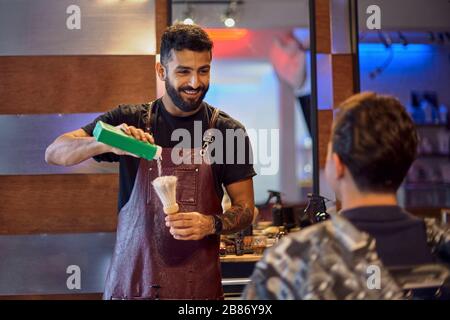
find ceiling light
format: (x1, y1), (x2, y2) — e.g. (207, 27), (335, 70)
(182, 4), (195, 25)
(183, 17), (194, 25)
(224, 17), (235, 28)
(222, 1), (238, 28)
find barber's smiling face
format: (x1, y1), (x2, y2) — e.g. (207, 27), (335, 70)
(163, 49), (211, 113)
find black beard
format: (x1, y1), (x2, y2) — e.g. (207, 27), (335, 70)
(165, 80), (209, 113)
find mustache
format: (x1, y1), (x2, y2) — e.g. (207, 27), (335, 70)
(179, 86), (205, 92)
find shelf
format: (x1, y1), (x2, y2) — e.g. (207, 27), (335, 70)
(404, 182), (450, 189)
(416, 124), (449, 128)
(220, 254), (262, 263)
(417, 153), (450, 158)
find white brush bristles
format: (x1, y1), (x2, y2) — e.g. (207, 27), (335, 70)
(152, 176), (179, 215)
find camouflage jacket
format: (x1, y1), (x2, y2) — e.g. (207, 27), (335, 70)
(242, 215), (450, 300)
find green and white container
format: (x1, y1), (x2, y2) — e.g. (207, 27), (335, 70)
(93, 121), (162, 160)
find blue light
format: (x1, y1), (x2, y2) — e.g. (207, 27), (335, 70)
(358, 43), (437, 73)
(358, 43), (434, 54)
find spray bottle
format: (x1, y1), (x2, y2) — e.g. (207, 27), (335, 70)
(266, 190), (288, 241)
(266, 190), (283, 227)
(300, 193), (330, 228)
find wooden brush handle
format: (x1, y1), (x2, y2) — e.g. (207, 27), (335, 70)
(163, 203), (179, 215)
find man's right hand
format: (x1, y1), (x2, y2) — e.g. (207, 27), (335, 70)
(45, 123), (155, 166)
(107, 123), (155, 157)
(118, 123), (155, 144)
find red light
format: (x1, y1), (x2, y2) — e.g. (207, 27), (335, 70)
(205, 28), (249, 41)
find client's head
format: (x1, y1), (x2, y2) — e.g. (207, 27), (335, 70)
(325, 92), (418, 203)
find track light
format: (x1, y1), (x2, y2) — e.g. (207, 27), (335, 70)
(428, 31), (436, 43)
(224, 17), (235, 28)
(397, 32), (408, 46)
(222, 1), (238, 28)
(182, 4), (194, 25)
(437, 32), (445, 44)
(183, 17), (194, 25)
(369, 32), (394, 79)
(377, 31), (392, 49)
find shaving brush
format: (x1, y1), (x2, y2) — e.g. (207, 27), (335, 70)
(152, 176), (179, 214)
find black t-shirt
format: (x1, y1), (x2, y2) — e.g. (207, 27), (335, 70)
(342, 206), (434, 267)
(82, 98), (256, 212)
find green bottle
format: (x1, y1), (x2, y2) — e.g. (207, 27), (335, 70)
(93, 121), (162, 160)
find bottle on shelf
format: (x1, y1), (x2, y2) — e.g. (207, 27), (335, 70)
(408, 91), (425, 124)
(422, 92), (440, 124)
(235, 231), (244, 256)
(439, 103), (448, 125)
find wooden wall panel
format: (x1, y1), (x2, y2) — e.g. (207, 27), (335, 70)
(0, 175), (119, 234)
(0, 2), (167, 299)
(0, 1), (167, 235)
(318, 110), (333, 168)
(317, 54), (356, 168)
(315, 0), (332, 54)
(155, 0), (169, 54)
(314, 1), (357, 169)
(0, 55), (156, 114)
(332, 54), (356, 106)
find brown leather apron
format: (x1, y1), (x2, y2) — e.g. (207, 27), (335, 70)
(103, 101), (224, 300)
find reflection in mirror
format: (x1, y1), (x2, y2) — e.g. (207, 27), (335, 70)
(357, 0), (450, 211)
(172, 0), (312, 206)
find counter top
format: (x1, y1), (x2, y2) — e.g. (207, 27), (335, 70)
(220, 254), (263, 263)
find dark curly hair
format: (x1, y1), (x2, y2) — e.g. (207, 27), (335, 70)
(332, 92), (418, 193)
(160, 24), (213, 66)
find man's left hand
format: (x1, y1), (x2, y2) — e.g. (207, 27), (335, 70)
(165, 212), (214, 241)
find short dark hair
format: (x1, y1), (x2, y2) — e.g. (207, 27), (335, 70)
(160, 24), (213, 66)
(332, 92), (418, 193)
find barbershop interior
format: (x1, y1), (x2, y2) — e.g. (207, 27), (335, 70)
(0, 0), (450, 300)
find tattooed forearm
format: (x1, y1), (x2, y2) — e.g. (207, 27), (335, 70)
(220, 203), (253, 235)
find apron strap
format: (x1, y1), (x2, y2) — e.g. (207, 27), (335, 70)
(145, 100), (157, 134)
(201, 107), (220, 156)
(208, 107), (220, 130)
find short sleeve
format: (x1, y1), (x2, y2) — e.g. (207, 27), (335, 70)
(221, 124), (256, 186)
(81, 105), (128, 163)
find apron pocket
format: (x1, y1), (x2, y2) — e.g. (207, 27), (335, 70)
(147, 166), (199, 207)
(174, 167), (199, 207)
